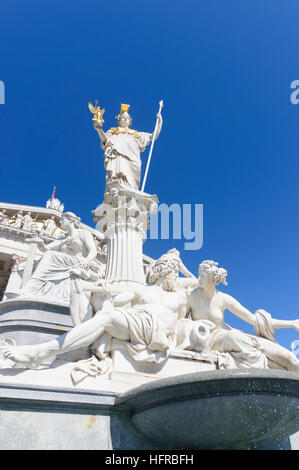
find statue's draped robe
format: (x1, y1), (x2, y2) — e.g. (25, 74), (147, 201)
(71, 303), (178, 384)
(70, 307), (293, 384)
(102, 129), (151, 189)
(21, 230), (99, 303)
(117, 304), (177, 363)
(175, 311), (288, 370)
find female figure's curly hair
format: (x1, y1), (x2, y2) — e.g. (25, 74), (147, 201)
(198, 260), (228, 286)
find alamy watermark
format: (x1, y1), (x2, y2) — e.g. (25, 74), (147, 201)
(95, 198), (203, 251)
(290, 80), (299, 104)
(291, 340), (299, 358)
(0, 81), (5, 104)
(149, 203), (203, 250)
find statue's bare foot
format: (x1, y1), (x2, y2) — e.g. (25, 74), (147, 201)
(1, 344), (47, 369)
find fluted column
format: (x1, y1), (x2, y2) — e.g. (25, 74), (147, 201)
(93, 183), (158, 284)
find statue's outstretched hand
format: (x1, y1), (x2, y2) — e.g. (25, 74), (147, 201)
(93, 120), (103, 130)
(293, 319), (299, 332)
(153, 110), (163, 141)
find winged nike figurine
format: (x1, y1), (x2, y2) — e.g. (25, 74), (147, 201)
(88, 100), (105, 126)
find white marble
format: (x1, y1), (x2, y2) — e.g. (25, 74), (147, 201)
(0, 201), (153, 302)
(19, 212), (104, 315)
(2, 254), (299, 379)
(46, 196), (64, 213)
(92, 102), (163, 190)
(93, 182), (158, 283)
(1, 102), (298, 390)
(185, 260), (299, 371)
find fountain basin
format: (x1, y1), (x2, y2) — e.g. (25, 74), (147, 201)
(115, 369), (299, 449)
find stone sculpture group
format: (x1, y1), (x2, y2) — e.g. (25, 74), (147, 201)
(2, 102), (299, 380)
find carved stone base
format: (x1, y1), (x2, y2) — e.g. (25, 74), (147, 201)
(0, 298), (90, 365)
(110, 339), (215, 388)
(0, 366), (298, 449)
(116, 369), (299, 449)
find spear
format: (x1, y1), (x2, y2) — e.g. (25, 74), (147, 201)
(141, 100), (164, 192)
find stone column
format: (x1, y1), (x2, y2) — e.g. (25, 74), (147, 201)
(93, 183), (158, 284)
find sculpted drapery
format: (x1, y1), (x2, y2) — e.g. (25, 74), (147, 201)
(92, 102), (163, 190)
(102, 129), (152, 189)
(21, 213), (102, 304)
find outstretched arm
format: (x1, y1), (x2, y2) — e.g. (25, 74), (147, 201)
(25, 234), (64, 252)
(44, 238), (64, 251)
(270, 317), (299, 331)
(179, 260), (197, 279)
(223, 293), (299, 332)
(223, 293), (256, 326)
(81, 280), (141, 305)
(80, 230), (98, 269)
(94, 121), (107, 145)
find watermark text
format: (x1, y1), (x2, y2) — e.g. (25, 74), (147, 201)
(290, 80), (299, 105)
(0, 81), (4, 104)
(291, 340), (299, 358)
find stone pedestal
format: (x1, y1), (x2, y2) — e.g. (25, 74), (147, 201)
(0, 368), (298, 449)
(110, 339), (215, 388)
(0, 298), (90, 365)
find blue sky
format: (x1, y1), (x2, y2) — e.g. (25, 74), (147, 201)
(1, 1), (299, 349)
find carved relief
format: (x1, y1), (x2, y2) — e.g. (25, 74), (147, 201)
(0, 209), (9, 226)
(10, 254), (27, 271)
